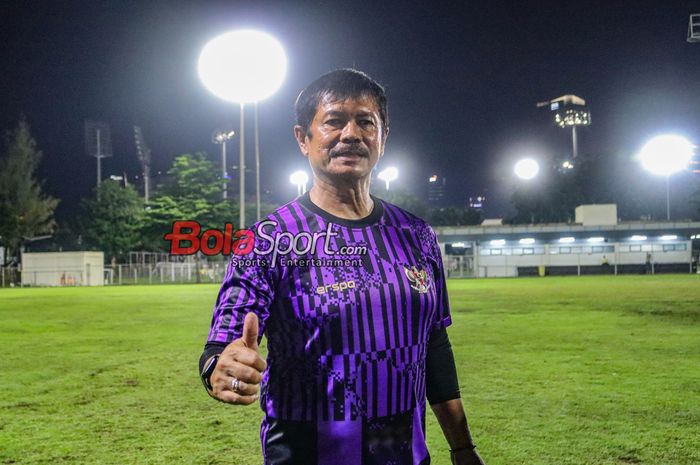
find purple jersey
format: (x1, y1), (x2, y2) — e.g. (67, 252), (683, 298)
(207, 192), (451, 465)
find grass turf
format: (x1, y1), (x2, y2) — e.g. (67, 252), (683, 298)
(0, 275), (698, 465)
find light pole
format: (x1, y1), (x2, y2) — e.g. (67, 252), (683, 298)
(212, 130), (235, 200)
(639, 134), (695, 220)
(198, 29), (287, 228)
(254, 102), (261, 220)
(290, 171), (309, 196)
(377, 167), (398, 190)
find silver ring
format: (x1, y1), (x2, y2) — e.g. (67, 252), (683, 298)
(231, 377), (241, 393)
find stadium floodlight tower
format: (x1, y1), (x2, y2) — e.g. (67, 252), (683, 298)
(212, 130), (235, 200)
(377, 167), (398, 190)
(638, 134), (695, 221)
(133, 126), (152, 202)
(85, 121), (113, 195)
(198, 29), (287, 228)
(537, 95), (591, 161)
(290, 170), (309, 196)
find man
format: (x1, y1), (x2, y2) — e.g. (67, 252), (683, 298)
(199, 69), (486, 465)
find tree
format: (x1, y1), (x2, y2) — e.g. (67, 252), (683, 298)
(0, 118), (59, 263)
(80, 180), (145, 261)
(508, 151), (682, 224)
(509, 174), (579, 224)
(142, 153), (234, 251)
(374, 187), (429, 218)
(429, 206), (483, 226)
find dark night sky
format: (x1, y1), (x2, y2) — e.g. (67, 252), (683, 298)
(2, 0), (700, 222)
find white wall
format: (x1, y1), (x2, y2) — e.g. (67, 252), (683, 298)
(21, 252), (105, 286)
(575, 204), (618, 225)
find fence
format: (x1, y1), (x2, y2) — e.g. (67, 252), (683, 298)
(0, 260), (229, 288)
(1, 267), (21, 288)
(104, 261), (227, 285)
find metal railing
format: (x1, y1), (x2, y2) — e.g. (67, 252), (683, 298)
(1, 260), (229, 288)
(104, 261), (227, 285)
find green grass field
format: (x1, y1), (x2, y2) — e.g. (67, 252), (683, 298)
(1, 275), (698, 465)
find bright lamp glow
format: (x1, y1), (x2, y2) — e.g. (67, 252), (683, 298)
(198, 30), (287, 103)
(639, 135), (695, 176)
(377, 167), (399, 190)
(490, 239), (506, 246)
(378, 167), (398, 182)
(452, 242), (466, 248)
(514, 158), (540, 180)
(630, 235), (647, 241)
(290, 170), (309, 195)
(587, 237), (605, 243)
(660, 235), (677, 240)
(559, 237), (575, 243)
(290, 170), (308, 186)
(519, 238), (535, 244)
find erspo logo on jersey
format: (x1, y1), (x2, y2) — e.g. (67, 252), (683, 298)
(164, 220), (366, 267)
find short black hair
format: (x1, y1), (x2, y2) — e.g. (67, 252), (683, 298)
(294, 68), (389, 135)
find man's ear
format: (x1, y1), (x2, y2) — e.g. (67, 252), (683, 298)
(293, 125), (308, 157)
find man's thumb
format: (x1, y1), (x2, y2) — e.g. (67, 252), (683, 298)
(241, 312), (259, 350)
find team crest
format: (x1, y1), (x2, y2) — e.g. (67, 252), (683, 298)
(404, 265), (431, 294)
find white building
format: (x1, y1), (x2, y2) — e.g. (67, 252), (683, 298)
(436, 205), (699, 278)
(21, 251), (105, 286)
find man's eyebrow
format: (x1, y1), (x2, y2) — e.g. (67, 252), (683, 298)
(322, 110), (377, 119)
(322, 110), (346, 118)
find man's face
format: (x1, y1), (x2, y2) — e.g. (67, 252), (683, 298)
(294, 94), (387, 183)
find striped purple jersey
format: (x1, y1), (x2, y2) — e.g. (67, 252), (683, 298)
(207, 192), (451, 465)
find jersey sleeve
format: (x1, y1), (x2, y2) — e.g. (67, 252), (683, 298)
(206, 228), (277, 345)
(429, 226), (452, 333)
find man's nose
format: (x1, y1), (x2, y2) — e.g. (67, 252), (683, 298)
(340, 121), (361, 143)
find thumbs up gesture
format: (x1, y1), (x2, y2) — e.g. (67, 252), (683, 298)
(209, 312), (267, 405)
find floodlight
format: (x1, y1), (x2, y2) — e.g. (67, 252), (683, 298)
(212, 130), (236, 199)
(490, 239), (506, 246)
(198, 30), (287, 104)
(559, 237), (575, 243)
(519, 238), (535, 244)
(514, 158), (539, 180)
(199, 29), (287, 228)
(660, 235), (677, 241)
(638, 134), (695, 221)
(290, 170), (309, 196)
(377, 167), (399, 190)
(452, 242), (466, 248)
(639, 135), (695, 176)
(630, 235), (647, 241)
(587, 237), (605, 243)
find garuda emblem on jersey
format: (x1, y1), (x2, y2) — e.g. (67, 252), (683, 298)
(404, 265), (431, 294)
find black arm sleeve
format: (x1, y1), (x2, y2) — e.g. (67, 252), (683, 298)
(425, 328), (461, 405)
(198, 342), (228, 374)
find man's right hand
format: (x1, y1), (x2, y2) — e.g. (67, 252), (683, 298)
(209, 312), (267, 405)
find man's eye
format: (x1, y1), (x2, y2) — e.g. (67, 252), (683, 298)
(324, 119), (343, 126)
(359, 120), (375, 127)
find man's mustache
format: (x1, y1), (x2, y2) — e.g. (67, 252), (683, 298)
(330, 145), (369, 158)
